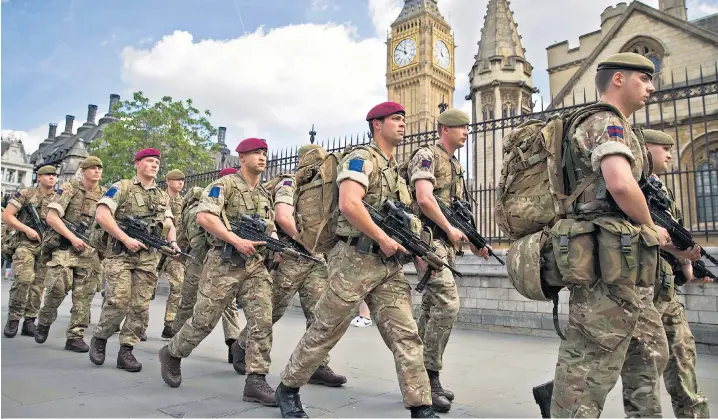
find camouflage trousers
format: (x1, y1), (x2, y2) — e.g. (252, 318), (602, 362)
(171, 252), (241, 342)
(414, 240), (459, 371)
(161, 258), (185, 327)
(37, 248), (101, 339)
(93, 250), (160, 347)
(654, 296), (710, 418)
(238, 255), (330, 366)
(8, 244), (49, 321)
(281, 240), (432, 408)
(168, 249), (273, 375)
(551, 283), (668, 417)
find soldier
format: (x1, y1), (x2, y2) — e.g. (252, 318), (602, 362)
(231, 144), (347, 387)
(171, 167), (242, 363)
(2, 165), (58, 338)
(407, 109), (490, 412)
(275, 102), (439, 419)
(158, 138), (278, 408)
(548, 53), (674, 417)
(34, 156), (105, 351)
(89, 148), (180, 372)
(157, 168), (187, 339)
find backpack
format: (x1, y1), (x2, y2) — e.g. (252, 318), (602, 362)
(176, 186), (205, 252)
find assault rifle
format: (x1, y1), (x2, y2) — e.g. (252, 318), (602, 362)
(63, 219), (91, 244)
(114, 216), (194, 260)
(362, 200), (463, 293)
(436, 199), (504, 265)
(25, 205), (48, 239)
(223, 214), (323, 264)
(660, 249), (716, 285)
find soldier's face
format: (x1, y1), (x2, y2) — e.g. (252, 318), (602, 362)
(240, 149), (267, 174)
(648, 144), (672, 174)
(167, 179), (184, 192)
(443, 125), (468, 149)
(625, 71), (655, 110)
(135, 157), (160, 178)
(38, 174), (56, 188)
(376, 114), (405, 145)
(83, 166), (103, 182)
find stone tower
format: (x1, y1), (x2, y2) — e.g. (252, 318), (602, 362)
(386, 0), (455, 133)
(468, 0), (534, 123)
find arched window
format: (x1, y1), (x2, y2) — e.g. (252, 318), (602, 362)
(696, 151), (718, 223)
(620, 36), (665, 74)
(502, 103), (516, 118)
(482, 105), (494, 121)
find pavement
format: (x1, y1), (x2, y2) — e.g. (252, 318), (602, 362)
(2, 281), (718, 418)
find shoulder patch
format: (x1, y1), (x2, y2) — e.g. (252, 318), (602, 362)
(282, 180), (293, 186)
(348, 159), (364, 172)
(208, 185), (221, 198)
(57, 189), (63, 196)
(105, 187), (118, 198)
(13, 191), (21, 198)
(607, 125), (624, 139)
(421, 159), (432, 169)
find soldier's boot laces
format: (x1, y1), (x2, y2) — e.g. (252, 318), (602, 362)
(226, 339), (236, 364)
(231, 341), (246, 374)
(89, 337), (107, 365)
(34, 324), (50, 343)
(532, 380), (553, 419)
(159, 346), (182, 388)
(427, 370), (451, 413)
(410, 406), (440, 418)
(65, 337), (90, 353)
(308, 365), (347, 387)
(427, 369), (453, 401)
(116, 345), (142, 372)
(3, 319), (19, 338)
(275, 383), (308, 418)
(161, 326), (175, 339)
(243, 374), (279, 407)
(21, 317), (37, 336)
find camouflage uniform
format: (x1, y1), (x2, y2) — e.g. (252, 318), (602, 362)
(37, 179), (105, 342)
(160, 193), (185, 328)
(280, 141), (432, 408)
(550, 110), (668, 417)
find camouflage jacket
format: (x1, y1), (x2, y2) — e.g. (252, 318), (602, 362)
(7, 186), (58, 247)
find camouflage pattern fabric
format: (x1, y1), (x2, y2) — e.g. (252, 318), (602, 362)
(161, 258), (185, 327)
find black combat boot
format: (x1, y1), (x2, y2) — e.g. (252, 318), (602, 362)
(161, 326), (174, 339)
(308, 365), (347, 387)
(243, 373), (278, 407)
(4, 319), (19, 338)
(275, 383), (308, 418)
(231, 340), (246, 374)
(159, 346), (182, 388)
(21, 317), (37, 336)
(89, 337), (107, 365)
(410, 406), (440, 418)
(226, 339), (236, 363)
(34, 324), (50, 343)
(427, 370), (451, 413)
(65, 337), (90, 352)
(117, 345), (142, 372)
(532, 380), (553, 419)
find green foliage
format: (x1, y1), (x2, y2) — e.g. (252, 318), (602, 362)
(89, 91), (219, 185)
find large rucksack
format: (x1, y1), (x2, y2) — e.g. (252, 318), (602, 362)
(176, 186), (205, 253)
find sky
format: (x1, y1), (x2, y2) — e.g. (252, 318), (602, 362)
(2, 0), (718, 157)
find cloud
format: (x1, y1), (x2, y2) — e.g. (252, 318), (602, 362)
(310, 0), (331, 12)
(367, 0), (403, 38)
(688, 0), (718, 17)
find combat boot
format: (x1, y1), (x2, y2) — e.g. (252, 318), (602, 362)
(65, 337), (90, 353)
(89, 337), (107, 365)
(161, 326), (174, 339)
(117, 345), (142, 372)
(427, 370), (451, 413)
(159, 346), (182, 388)
(275, 383), (308, 418)
(532, 380), (553, 419)
(243, 373), (278, 407)
(427, 369), (454, 402)
(410, 406), (440, 418)
(231, 340), (246, 374)
(226, 339), (236, 363)
(308, 365), (347, 387)
(21, 317), (37, 336)
(34, 324), (50, 343)
(4, 319), (19, 338)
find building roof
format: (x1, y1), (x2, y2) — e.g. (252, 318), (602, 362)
(692, 13), (718, 34)
(392, 0), (446, 25)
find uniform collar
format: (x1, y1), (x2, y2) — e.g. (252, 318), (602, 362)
(369, 140), (394, 165)
(132, 176), (157, 191)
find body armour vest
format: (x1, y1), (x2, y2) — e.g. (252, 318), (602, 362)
(410, 144), (465, 208)
(114, 179), (171, 237)
(64, 179), (105, 224)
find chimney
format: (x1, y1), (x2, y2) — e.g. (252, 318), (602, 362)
(63, 115), (75, 134)
(218, 127), (227, 145)
(87, 104), (98, 124)
(99, 93), (121, 125)
(48, 123), (57, 139)
(108, 94), (120, 113)
(659, 0), (687, 21)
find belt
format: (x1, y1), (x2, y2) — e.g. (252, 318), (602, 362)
(338, 236), (380, 255)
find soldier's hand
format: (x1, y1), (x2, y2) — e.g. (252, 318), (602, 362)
(25, 228), (41, 242)
(446, 226), (466, 249)
(233, 237), (265, 258)
(71, 237), (87, 251)
(123, 237), (147, 253)
(378, 236), (408, 258)
(470, 243), (490, 260)
(274, 253), (285, 264)
(654, 225), (671, 247)
(415, 257), (437, 279)
(691, 276), (714, 284)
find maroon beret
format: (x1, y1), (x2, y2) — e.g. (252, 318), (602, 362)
(366, 101), (405, 121)
(134, 148), (161, 161)
(236, 138), (268, 153)
(218, 167), (238, 177)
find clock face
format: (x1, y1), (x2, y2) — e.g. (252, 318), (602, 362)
(394, 38), (417, 67)
(434, 39), (450, 69)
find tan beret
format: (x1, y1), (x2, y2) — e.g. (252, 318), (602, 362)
(437, 109), (470, 127)
(166, 169), (185, 180)
(597, 52), (654, 75)
(80, 156), (103, 169)
(37, 165), (57, 175)
(298, 144), (323, 158)
(643, 129), (674, 146)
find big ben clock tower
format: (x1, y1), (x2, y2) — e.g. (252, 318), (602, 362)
(387, 0), (455, 132)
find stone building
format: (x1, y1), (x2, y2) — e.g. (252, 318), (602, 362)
(1, 133), (34, 197)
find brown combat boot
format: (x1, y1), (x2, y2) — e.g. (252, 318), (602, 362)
(117, 345), (142, 372)
(231, 340), (246, 374)
(34, 324), (50, 343)
(427, 370), (451, 413)
(3, 319), (19, 338)
(159, 346), (182, 388)
(65, 338), (90, 353)
(89, 337), (107, 365)
(427, 369), (454, 401)
(308, 365), (347, 387)
(21, 317), (37, 336)
(243, 374), (278, 407)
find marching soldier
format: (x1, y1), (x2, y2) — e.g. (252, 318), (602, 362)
(171, 167), (242, 363)
(275, 102), (439, 418)
(159, 138), (278, 408)
(89, 148), (179, 372)
(34, 156), (106, 352)
(407, 109), (490, 412)
(2, 165), (58, 338)
(231, 144), (347, 387)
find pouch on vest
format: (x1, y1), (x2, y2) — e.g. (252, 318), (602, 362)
(593, 217), (642, 286)
(506, 228), (564, 301)
(1, 230), (19, 259)
(550, 218), (598, 286)
(637, 225), (660, 288)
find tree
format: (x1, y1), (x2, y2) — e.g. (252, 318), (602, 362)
(89, 91), (219, 185)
